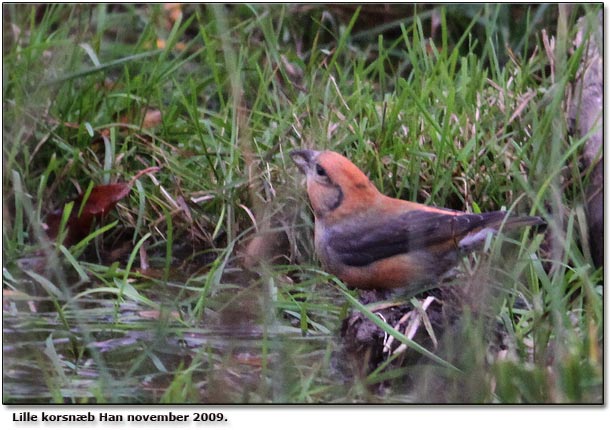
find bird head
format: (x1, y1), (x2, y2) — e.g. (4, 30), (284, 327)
(290, 149), (380, 220)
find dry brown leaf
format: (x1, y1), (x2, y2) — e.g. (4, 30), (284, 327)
(138, 310), (181, 320)
(45, 167), (160, 246)
(141, 109), (163, 128)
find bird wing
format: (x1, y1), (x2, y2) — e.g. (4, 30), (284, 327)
(326, 210), (510, 267)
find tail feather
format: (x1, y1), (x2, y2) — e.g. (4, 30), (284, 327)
(498, 215), (546, 231)
(458, 214), (545, 251)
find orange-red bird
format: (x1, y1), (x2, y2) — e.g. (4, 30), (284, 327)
(290, 149), (544, 290)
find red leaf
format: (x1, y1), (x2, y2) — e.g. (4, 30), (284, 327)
(46, 183), (131, 246)
(75, 183), (132, 217)
(45, 167), (160, 246)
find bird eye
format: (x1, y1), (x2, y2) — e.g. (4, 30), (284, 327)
(315, 164), (327, 177)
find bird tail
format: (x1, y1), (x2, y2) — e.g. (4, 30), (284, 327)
(499, 215), (546, 232)
(457, 213), (545, 251)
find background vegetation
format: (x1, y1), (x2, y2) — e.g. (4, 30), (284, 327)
(2, 4), (603, 403)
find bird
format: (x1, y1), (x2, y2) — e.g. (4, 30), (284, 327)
(290, 149), (545, 290)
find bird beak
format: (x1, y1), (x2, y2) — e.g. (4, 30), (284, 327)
(290, 149), (318, 174)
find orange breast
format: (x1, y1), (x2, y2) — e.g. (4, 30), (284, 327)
(329, 253), (438, 290)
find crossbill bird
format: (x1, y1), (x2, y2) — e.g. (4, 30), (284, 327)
(290, 149), (545, 290)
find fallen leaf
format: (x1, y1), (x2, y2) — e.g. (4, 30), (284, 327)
(45, 167), (161, 246)
(46, 183), (131, 246)
(118, 108), (162, 129)
(141, 109), (162, 128)
(138, 310), (181, 320)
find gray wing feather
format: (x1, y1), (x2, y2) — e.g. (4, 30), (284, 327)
(327, 210), (510, 267)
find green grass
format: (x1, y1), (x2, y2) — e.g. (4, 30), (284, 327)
(2, 4), (603, 403)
